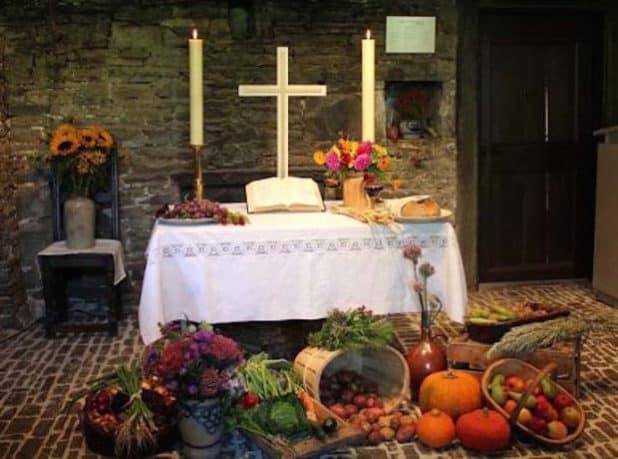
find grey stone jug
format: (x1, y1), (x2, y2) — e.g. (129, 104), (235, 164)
(64, 196), (96, 249)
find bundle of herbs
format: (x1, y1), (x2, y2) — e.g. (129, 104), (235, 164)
(308, 306), (394, 351)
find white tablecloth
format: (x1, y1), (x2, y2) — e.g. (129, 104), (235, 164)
(38, 239), (127, 285)
(138, 204), (467, 344)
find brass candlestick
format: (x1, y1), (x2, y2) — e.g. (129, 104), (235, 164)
(192, 144), (204, 200)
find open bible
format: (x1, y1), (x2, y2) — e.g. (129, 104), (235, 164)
(245, 177), (325, 213)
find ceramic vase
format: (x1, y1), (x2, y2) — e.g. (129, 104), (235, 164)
(405, 311), (447, 400)
(342, 175), (372, 209)
(64, 196), (96, 249)
(178, 398), (223, 459)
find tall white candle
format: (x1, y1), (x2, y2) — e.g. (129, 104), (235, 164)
(362, 29), (375, 142)
(189, 29), (203, 146)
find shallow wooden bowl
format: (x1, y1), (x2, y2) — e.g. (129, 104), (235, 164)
(481, 358), (585, 446)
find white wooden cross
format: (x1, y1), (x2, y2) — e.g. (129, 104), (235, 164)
(238, 47), (327, 178)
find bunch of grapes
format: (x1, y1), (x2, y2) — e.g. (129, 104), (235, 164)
(155, 199), (247, 225)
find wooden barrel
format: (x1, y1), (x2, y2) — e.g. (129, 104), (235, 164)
(294, 346), (411, 413)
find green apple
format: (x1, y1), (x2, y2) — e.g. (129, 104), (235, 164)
(560, 406), (581, 429)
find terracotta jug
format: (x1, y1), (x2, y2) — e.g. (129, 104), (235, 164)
(405, 312), (447, 400)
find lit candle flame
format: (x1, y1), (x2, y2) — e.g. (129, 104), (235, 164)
(366, 29), (371, 39)
(192, 28), (198, 39)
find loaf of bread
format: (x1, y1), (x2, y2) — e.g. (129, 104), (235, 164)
(400, 198), (441, 217)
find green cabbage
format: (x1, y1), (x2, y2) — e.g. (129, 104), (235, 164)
(256, 393), (310, 439)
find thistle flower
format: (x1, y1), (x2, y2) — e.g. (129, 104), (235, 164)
(199, 368), (220, 398)
(402, 243), (422, 263)
(419, 262), (435, 278)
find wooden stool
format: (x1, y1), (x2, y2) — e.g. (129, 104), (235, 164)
(447, 334), (581, 396)
(39, 252), (121, 338)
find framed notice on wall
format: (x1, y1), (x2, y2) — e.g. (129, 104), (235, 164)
(386, 16), (436, 54)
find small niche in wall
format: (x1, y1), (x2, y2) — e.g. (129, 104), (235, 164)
(385, 81), (442, 140)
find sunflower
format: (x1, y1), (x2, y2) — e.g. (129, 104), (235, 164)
(77, 156), (93, 175)
(50, 131), (79, 156)
(377, 156), (391, 172)
(53, 124), (77, 138)
(94, 127), (114, 149)
(78, 127), (98, 148)
(82, 151), (107, 166)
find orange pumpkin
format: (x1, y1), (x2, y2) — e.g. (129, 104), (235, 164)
(416, 409), (456, 448)
(419, 370), (482, 419)
(456, 408), (511, 452)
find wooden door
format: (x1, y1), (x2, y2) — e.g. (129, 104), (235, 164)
(479, 12), (602, 282)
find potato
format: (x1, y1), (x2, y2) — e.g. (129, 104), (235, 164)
(396, 424), (416, 443)
(367, 430), (384, 445)
(380, 426), (396, 441)
(378, 415), (393, 428)
(399, 415), (416, 426)
(344, 404), (359, 417)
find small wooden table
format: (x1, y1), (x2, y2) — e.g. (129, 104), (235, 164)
(447, 335), (581, 396)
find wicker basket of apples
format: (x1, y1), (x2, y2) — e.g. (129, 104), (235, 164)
(482, 359), (585, 445)
(83, 379), (177, 457)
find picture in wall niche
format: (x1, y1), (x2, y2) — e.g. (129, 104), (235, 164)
(385, 81), (442, 141)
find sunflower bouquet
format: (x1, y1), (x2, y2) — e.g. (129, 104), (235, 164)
(312, 133), (396, 187)
(48, 123), (115, 196)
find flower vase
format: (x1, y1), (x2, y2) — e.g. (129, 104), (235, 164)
(342, 175), (372, 209)
(64, 196), (96, 249)
(405, 311), (447, 400)
(178, 398), (223, 459)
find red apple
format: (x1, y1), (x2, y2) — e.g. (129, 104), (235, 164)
(560, 406), (582, 429)
(552, 392), (574, 411)
(505, 375), (526, 393)
(503, 399), (518, 414)
(528, 416), (547, 434)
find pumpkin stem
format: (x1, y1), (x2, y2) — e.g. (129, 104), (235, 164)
(443, 370), (457, 379)
(430, 409), (442, 417)
(482, 407), (489, 417)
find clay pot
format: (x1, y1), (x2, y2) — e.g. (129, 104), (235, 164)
(64, 196), (96, 249)
(406, 325), (447, 400)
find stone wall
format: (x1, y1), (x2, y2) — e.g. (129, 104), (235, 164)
(0, 27), (29, 326)
(1, 0), (458, 306)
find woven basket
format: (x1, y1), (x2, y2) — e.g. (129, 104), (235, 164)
(82, 394), (177, 458)
(481, 358), (585, 446)
(294, 346), (410, 413)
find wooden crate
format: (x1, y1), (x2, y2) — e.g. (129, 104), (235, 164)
(243, 398), (365, 458)
(447, 335), (581, 396)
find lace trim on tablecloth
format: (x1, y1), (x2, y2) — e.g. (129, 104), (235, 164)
(147, 234), (450, 261)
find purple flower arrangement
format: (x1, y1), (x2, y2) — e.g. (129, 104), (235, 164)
(144, 321), (244, 400)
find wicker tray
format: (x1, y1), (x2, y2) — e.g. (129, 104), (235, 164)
(481, 359), (585, 446)
(465, 303), (571, 343)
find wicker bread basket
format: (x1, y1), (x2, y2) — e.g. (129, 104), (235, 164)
(294, 346), (411, 413)
(481, 358), (585, 446)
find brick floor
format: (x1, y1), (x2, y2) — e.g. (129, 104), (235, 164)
(0, 282), (617, 458)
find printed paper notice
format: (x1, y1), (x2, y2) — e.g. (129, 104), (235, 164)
(386, 16), (436, 54)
